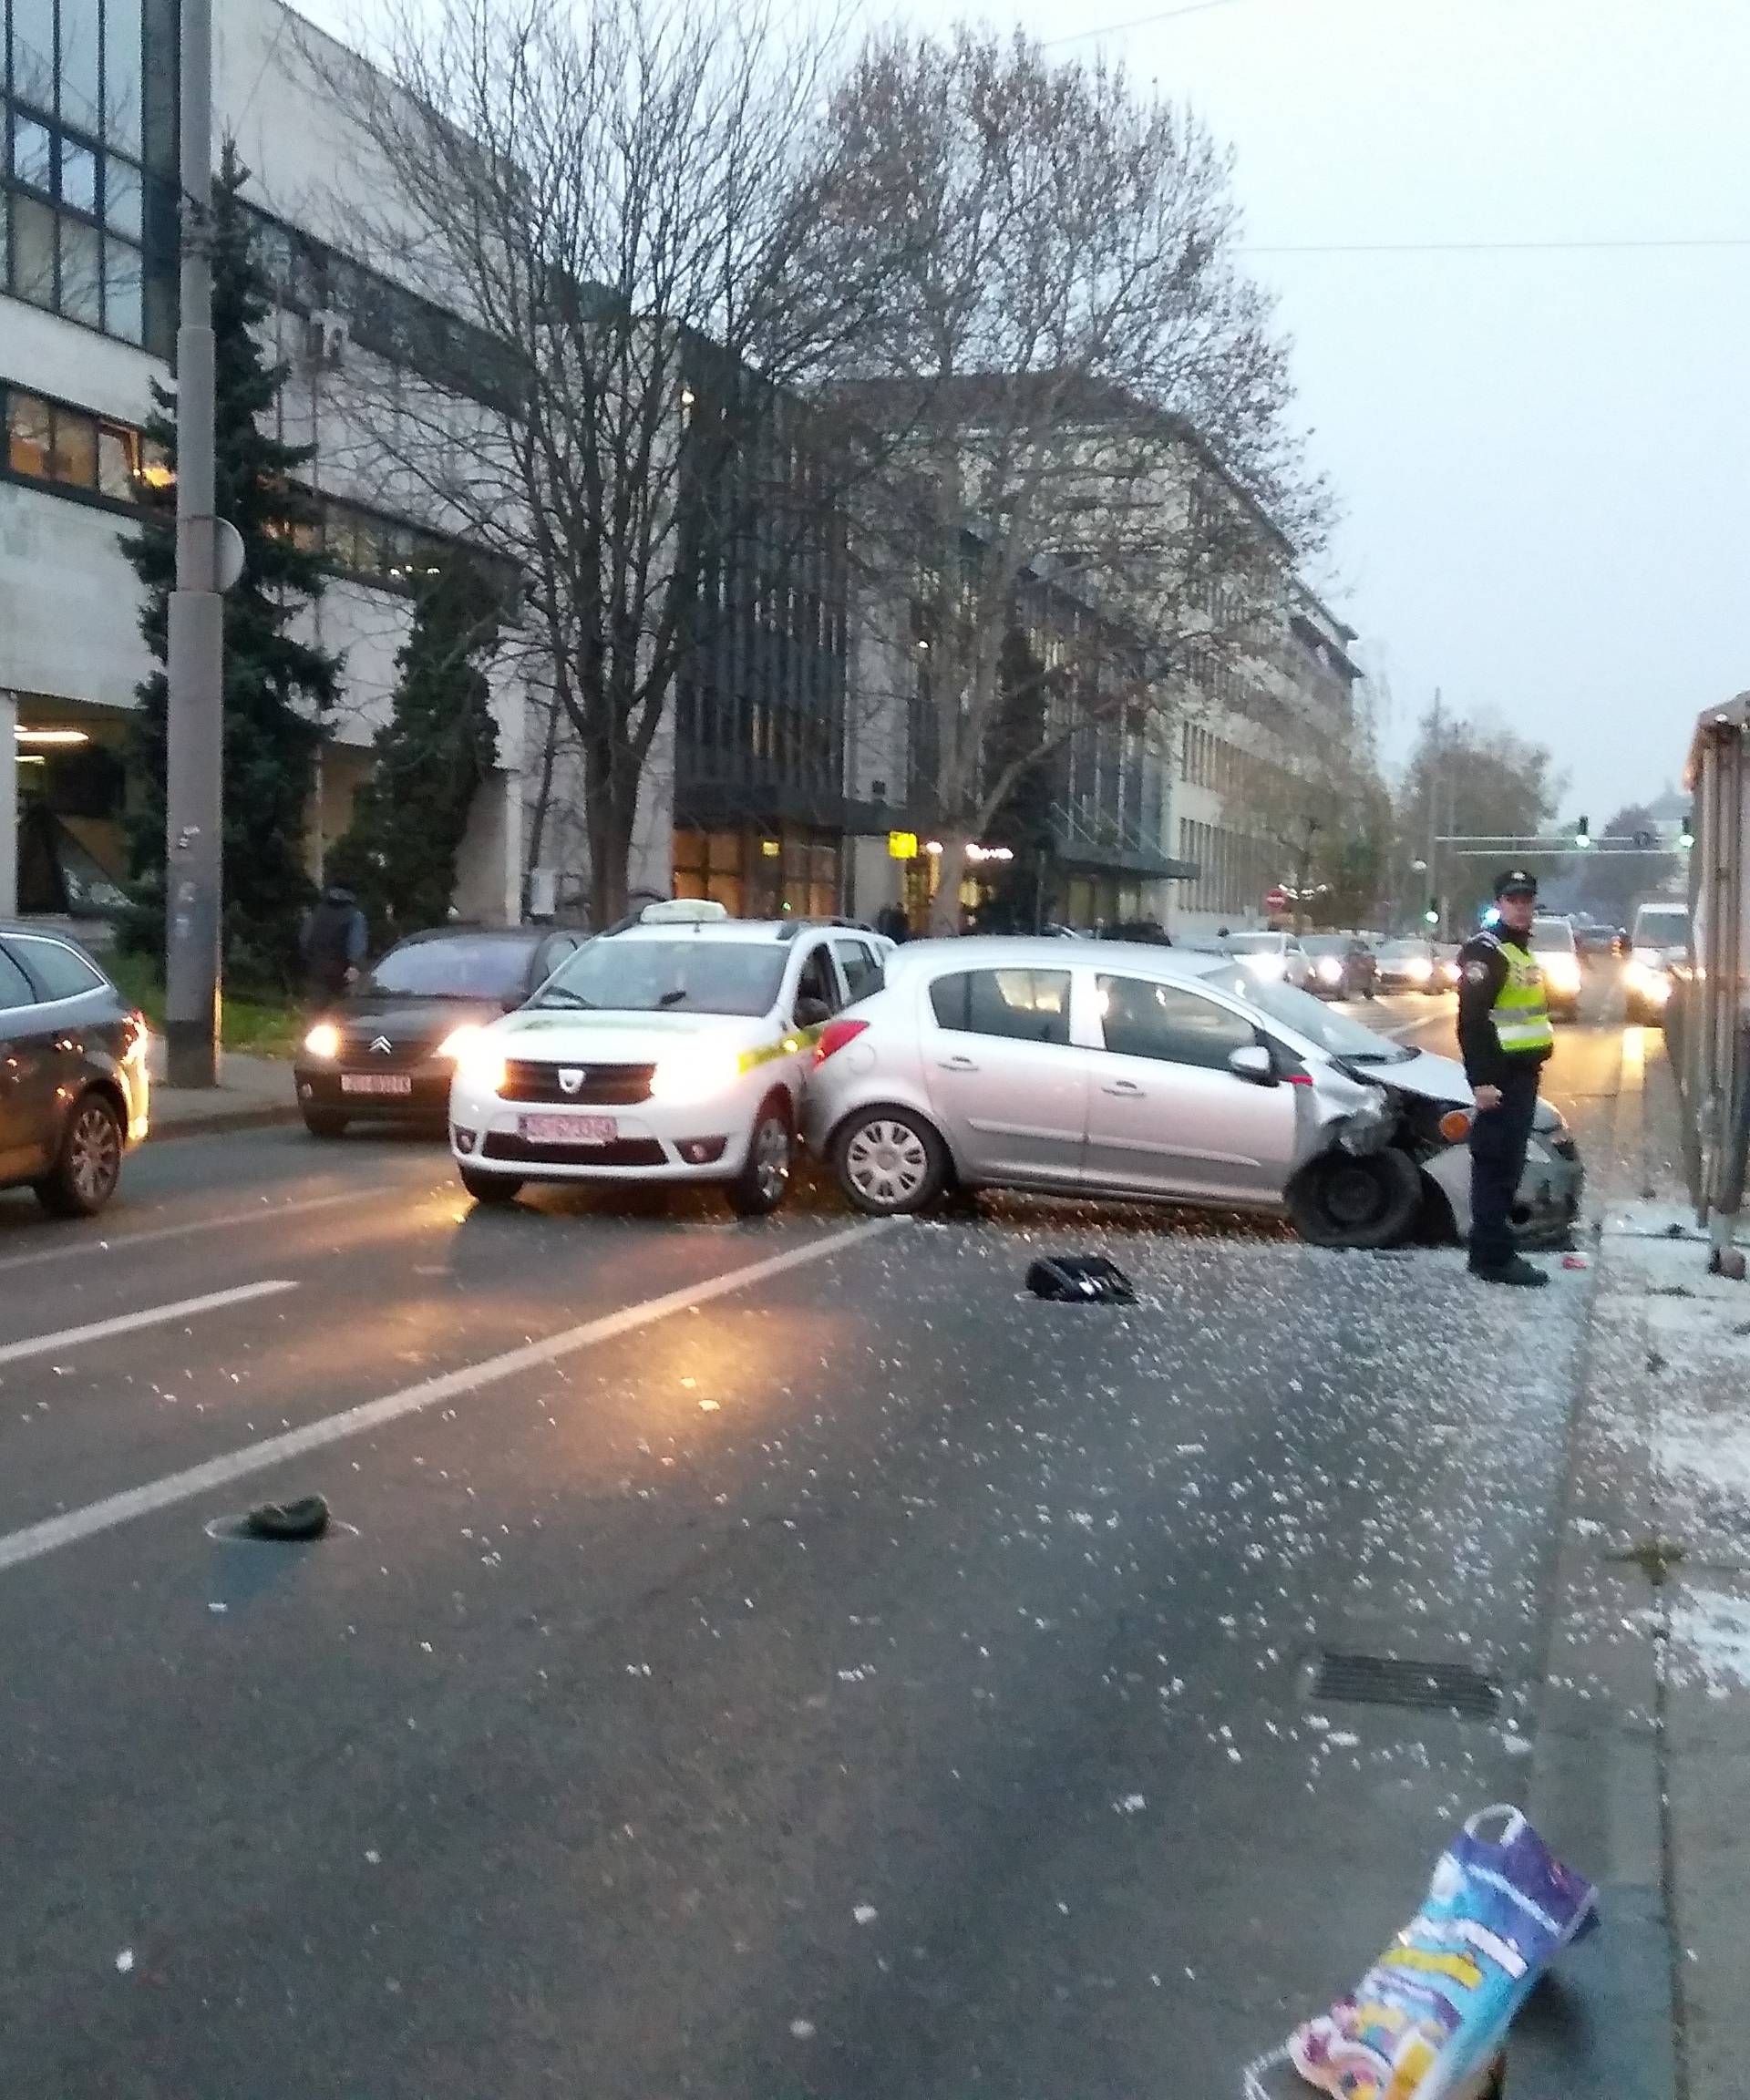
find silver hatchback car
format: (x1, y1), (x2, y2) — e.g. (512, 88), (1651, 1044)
(805, 937), (1581, 1249)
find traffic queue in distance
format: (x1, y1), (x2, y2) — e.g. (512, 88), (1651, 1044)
(294, 900), (1582, 1253)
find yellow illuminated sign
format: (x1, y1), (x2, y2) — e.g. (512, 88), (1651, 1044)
(888, 830), (919, 860)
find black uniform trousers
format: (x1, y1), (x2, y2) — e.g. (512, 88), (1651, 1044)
(1468, 1058), (1544, 1271)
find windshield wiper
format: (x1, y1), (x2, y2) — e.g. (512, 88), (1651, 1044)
(655, 988), (690, 1008)
(1344, 1046), (1415, 1064)
(531, 987), (597, 1009)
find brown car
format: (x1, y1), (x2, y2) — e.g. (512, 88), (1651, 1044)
(0, 924), (150, 1217)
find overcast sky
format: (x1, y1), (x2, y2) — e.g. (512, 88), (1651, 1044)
(298, 0), (1749, 818)
(988, 0), (1750, 818)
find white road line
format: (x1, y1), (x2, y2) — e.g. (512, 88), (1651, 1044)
(0, 1190), (380, 1279)
(0, 1220), (898, 1577)
(0, 1281), (299, 1371)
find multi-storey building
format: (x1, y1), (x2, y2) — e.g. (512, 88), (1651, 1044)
(2, 0), (526, 923)
(1172, 582), (1364, 939)
(4, 1), (1363, 939)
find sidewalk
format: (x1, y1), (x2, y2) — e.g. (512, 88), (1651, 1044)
(1513, 1031), (1750, 2098)
(145, 1042), (299, 1139)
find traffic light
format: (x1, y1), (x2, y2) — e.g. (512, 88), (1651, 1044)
(1423, 898), (1439, 927)
(1573, 815), (1590, 849)
(1679, 811), (1695, 851)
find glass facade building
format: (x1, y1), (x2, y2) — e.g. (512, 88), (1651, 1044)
(3, 0), (178, 353)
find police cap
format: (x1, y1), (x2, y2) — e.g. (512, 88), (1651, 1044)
(1493, 869), (1538, 899)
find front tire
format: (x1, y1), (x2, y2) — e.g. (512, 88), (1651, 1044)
(1286, 1146), (1423, 1250)
(36, 1090), (126, 1219)
(302, 1108), (348, 1138)
(458, 1164), (522, 1205)
(726, 1098), (793, 1218)
(834, 1107), (949, 1216)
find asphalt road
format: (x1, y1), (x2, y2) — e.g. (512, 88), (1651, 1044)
(0, 974), (1634, 2097)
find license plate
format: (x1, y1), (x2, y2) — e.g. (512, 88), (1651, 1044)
(520, 1113), (617, 1145)
(341, 1073), (414, 1096)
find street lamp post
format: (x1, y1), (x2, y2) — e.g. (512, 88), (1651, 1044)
(163, 0), (222, 1086)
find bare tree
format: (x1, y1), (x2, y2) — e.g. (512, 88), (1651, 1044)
(798, 28), (1328, 929)
(293, 0), (869, 922)
(1397, 706), (1565, 932)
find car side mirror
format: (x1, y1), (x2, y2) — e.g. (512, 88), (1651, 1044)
(795, 995), (832, 1029)
(1228, 1044), (1275, 1086)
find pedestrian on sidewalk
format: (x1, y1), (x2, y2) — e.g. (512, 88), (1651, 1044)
(300, 883), (368, 1005)
(1457, 869), (1554, 1287)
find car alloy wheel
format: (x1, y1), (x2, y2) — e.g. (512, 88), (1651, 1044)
(727, 1104), (792, 1217)
(70, 1099), (123, 1207)
(751, 1113), (791, 1205)
(843, 1117), (932, 1210)
(36, 1092), (126, 1219)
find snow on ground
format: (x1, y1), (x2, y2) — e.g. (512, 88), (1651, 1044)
(1591, 1203), (1750, 1691)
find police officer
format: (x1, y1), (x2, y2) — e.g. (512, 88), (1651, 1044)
(1456, 870), (1555, 1285)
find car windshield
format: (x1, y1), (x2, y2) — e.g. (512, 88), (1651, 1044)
(363, 935), (537, 1002)
(1378, 940), (1430, 959)
(1300, 935), (1348, 955)
(1635, 908), (1689, 947)
(1226, 932), (1282, 954)
(1205, 965), (1415, 1062)
(531, 937), (787, 1016)
(1531, 919), (1576, 953)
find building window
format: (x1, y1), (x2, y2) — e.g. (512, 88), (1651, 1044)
(1, 380), (166, 499)
(311, 488), (520, 614)
(4, 0), (165, 349)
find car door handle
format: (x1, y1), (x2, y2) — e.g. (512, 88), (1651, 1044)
(937, 1055), (979, 1072)
(1101, 1080), (1145, 1097)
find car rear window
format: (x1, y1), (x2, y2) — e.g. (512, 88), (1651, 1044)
(10, 935), (106, 1002)
(0, 945), (38, 1008)
(365, 935), (539, 1002)
(1634, 907), (1689, 946)
(1531, 920), (1576, 953)
(533, 937), (788, 1017)
(929, 968), (1071, 1045)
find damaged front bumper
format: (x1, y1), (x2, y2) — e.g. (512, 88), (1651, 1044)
(1421, 1132), (1585, 1249)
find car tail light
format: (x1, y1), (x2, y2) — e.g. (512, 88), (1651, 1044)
(122, 1010), (150, 1065)
(815, 1017), (870, 1065)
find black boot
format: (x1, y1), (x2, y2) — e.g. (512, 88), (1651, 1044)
(1468, 1254), (1549, 1287)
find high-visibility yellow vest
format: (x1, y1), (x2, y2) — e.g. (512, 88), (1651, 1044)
(1492, 938), (1554, 1055)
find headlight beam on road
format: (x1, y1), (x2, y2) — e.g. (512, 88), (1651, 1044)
(0, 1220), (899, 1578)
(0, 1279), (301, 1370)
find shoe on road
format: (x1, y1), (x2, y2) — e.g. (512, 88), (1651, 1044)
(1468, 1255), (1549, 1288)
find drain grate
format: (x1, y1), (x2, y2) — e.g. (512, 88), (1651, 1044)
(1312, 1651), (1501, 1720)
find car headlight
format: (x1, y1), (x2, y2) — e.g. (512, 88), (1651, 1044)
(303, 1022), (341, 1061)
(1406, 956), (1432, 981)
(1240, 953), (1285, 980)
(436, 1023), (486, 1063)
(1626, 963), (1672, 1002)
(452, 1035), (509, 1094)
(1544, 957), (1581, 994)
(1316, 957), (1343, 983)
(647, 1047), (746, 1106)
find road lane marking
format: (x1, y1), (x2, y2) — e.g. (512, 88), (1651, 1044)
(0, 1220), (898, 1577)
(0, 1191), (386, 1279)
(0, 1281), (299, 1371)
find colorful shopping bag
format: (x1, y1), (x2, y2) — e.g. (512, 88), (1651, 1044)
(1275, 1806), (1596, 2100)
